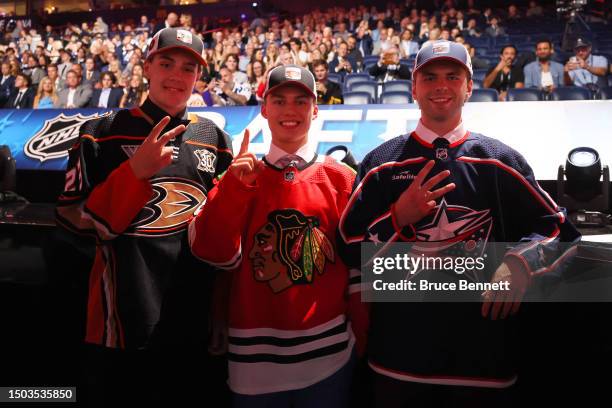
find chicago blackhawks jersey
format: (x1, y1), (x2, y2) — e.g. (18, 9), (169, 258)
(56, 99), (233, 350)
(189, 155), (360, 395)
(338, 131), (580, 388)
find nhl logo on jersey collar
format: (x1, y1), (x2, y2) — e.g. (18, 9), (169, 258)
(436, 148), (448, 161)
(433, 137), (450, 161)
(284, 165), (297, 182)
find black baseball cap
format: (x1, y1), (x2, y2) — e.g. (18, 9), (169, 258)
(413, 40), (473, 79)
(263, 65), (316, 99)
(574, 38), (591, 49)
(147, 27), (206, 66)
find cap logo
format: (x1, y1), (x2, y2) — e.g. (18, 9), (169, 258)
(285, 67), (302, 80)
(176, 30), (193, 44)
(432, 42), (450, 55)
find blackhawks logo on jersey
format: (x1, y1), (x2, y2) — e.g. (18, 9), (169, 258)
(249, 209), (334, 293)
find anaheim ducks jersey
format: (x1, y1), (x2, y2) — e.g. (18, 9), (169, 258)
(56, 98), (233, 350)
(189, 156), (359, 395)
(338, 131), (581, 388)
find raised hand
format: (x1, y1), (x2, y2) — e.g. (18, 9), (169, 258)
(392, 160), (456, 227)
(129, 116), (185, 180)
(229, 129), (265, 186)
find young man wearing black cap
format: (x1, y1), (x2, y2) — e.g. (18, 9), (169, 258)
(189, 64), (367, 407)
(338, 40), (580, 407)
(56, 27), (233, 406)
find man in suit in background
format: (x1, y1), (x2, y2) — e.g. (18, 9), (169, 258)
(0, 62), (16, 107)
(82, 57), (101, 89)
(329, 41), (358, 79)
(89, 72), (123, 108)
(57, 49), (73, 80)
(55, 69), (93, 108)
(5, 73), (34, 109)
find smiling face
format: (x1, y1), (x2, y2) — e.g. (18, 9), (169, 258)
(261, 85), (318, 152)
(412, 59), (472, 130)
(144, 48), (200, 115)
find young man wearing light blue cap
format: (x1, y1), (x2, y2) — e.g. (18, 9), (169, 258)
(338, 40), (580, 407)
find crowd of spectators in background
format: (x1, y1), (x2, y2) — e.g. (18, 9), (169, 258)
(1, 0), (611, 109)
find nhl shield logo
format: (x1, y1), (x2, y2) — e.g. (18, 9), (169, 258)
(24, 113), (101, 162)
(435, 148), (448, 161)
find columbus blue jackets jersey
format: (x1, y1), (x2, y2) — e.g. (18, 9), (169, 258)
(338, 131), (580, 388)
(56, 99), (233, 350)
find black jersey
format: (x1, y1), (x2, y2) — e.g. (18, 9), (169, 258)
(56, 99), (233, 350)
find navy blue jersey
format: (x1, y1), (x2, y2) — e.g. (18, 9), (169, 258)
(338, 131), (580, 387)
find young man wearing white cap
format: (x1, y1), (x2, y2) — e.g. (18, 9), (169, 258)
(189, 64), (367, 407)
(56, 27), (233, 405)
(338, 40), (579, 406)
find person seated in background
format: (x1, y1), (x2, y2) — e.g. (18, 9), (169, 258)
(46, 64), (64, 93)
(523, 39), (564, 94)
(89, 72), (123, 108)
(82, 57), (101, 89)
(5, 73), (34, 109)
(55, 69), (93, 108)
(0, 61), (15, 107)
(346, 35), (364, 70)
(119, 73), (148, 108)
(485, 16), (506, 37)
(563, 38), (608, 92)
(462, 42), (490, 71)
(483, 44), (524, 100)
(208, 65), (251, 107)
(399, 29), (419, 58)
(312, 59), (343, 104)
(329, 42), (357, 79)
(33, 76), (58, 108)
(369, 46), (411, 83)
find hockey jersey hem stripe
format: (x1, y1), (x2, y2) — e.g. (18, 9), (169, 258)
(369, 361), (517, 389)
(228, 339), (349, 364)
(229, 332), (349, 357)
(228, 314), (347, 338)
(229, 320), (347, 347)
(228, 340), (354, 395)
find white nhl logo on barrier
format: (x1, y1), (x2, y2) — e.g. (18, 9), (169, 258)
(24, 112), (101, 162)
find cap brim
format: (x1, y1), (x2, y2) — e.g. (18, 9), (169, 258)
(264, 81), (316, 99)
(413, 56), (472, 78)
(147, 45), (207, 67)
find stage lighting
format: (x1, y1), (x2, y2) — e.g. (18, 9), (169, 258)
(566, 147), (601, 190)
(558, 147), (610, 226)
(326, 145), (358, 171)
